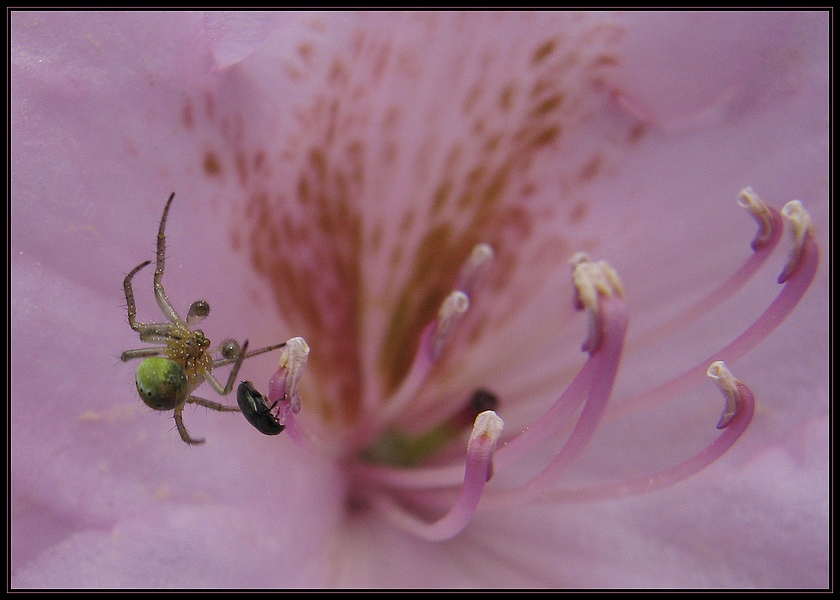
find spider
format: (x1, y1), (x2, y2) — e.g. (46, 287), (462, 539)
(121, 193), (286, 445)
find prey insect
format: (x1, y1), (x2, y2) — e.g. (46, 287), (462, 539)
(121, 193), (286, 445)
(237, 380), (286, 436)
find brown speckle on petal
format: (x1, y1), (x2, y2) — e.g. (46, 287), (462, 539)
(200, 13), (640, 428)
(203, 150), (222, 176)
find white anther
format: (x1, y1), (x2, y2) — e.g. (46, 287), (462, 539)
(781, 200), (813, 243)
(468, 410), (504, 481)
(570, 253), (624, 353)
(570, 253), (624, 313)
(457, 243), (495, 297)
(707, 361), (740, 429)
(779, 200), (813, 282)
(737, 187), (776, 250)
(432, 291), (470, 361)
(278, 337), (310, 413)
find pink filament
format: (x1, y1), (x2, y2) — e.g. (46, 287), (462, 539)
(611, 232), (818, 418)
(540, 381), (754, 503)
(368, 323), (437, 433)
(631, 206), (782, 349)
(481, 294), (628, 508)
(369, 420), (499, 541)
(352, 348), (597, 489)
(344, 208), (816, 541)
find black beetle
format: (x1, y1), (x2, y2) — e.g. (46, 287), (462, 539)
(237, 380), (286, 435)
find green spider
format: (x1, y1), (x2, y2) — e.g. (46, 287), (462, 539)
(121, 193), (285, 445)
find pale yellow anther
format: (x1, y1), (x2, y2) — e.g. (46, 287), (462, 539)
(570, 253), (624, 353)
(432, 291), (470, 361)
(278, 337), (310, 413)
(707, 361), (740, 429)
(570, 252), (625, 313)
(468, 410), (504, 481)
(779, 200), (813, 283)
(737, 187), (776, 250)
(457, 243), (495, 297)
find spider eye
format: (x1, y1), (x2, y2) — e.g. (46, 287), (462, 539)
(187, 300), (210, 325)
(220, 339), (241, 360)
(135, 357), (189, 411)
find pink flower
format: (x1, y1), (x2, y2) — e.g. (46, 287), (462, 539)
(11, 11), (827, 588)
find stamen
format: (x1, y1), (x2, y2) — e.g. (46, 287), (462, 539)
(612, 199), (818, 417)
(707, 360), (740, 429)
(374, 291), (471, 432)
(456, 243), (495, 298)
(268, 336), (309, 414)
(355, 255), (625, 490)
(360, 389), (499, 468)
(778, 200), (814, 283)
(431, 291), (470, 361)
(632, 188), (782, 347)
(570, 252), (624, 354)
(265, 337), (312, 451)
(371, 410), (503, 541)
(369, 245), (492, 437)
(539, 362), (755, 504)
(468, 410), (505, 482)
(737, 187), (781, 251)
(483, 291), (628, 508)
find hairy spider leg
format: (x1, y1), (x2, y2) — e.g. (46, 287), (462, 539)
(153, 192), (183, 325)
(211, 342), (288, 369)
(202, 339), (251, 395)
(121, 260), (176, 360)
(175, 339), (253, 445)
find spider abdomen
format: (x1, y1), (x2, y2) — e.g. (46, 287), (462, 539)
(136, 357), (190, 411)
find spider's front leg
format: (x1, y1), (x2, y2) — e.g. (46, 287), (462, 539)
(205, 339), (251, 396)
(152, 192), (182, 325)
(123, 260), (176, 345)
(124, 260), (151, 332)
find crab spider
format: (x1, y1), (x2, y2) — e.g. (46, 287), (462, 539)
(121, 193), (286, 445)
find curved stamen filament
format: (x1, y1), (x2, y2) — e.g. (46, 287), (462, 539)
(355, 256), (624, 491)
(370, 410), (503, 541)
(481, 293), (628, 508)
(370, 290), (470, 440)
(539, 362), (754, 504)
(631, 189), (783, 348)
(371, 244), (493, 436)
(353, 345), (597, 489)
(612, 203), (818, 417)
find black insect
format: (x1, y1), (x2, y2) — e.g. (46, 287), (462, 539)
(237, 380), (286, 436)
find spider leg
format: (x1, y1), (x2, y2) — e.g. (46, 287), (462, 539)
(211, 341), (287, 369)
(125, 261), (177, 337)
(121, 346), (169, 362)
(124, 260), (152, 331)
(205, 340), (250, 395)
(153, 192), (184, 325)
(124, 260), (178, 338)
(187, 395), (239, 412)
(173, 405), (205, 445)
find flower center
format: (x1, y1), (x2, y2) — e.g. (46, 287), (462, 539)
(241, 188), (818, 541)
